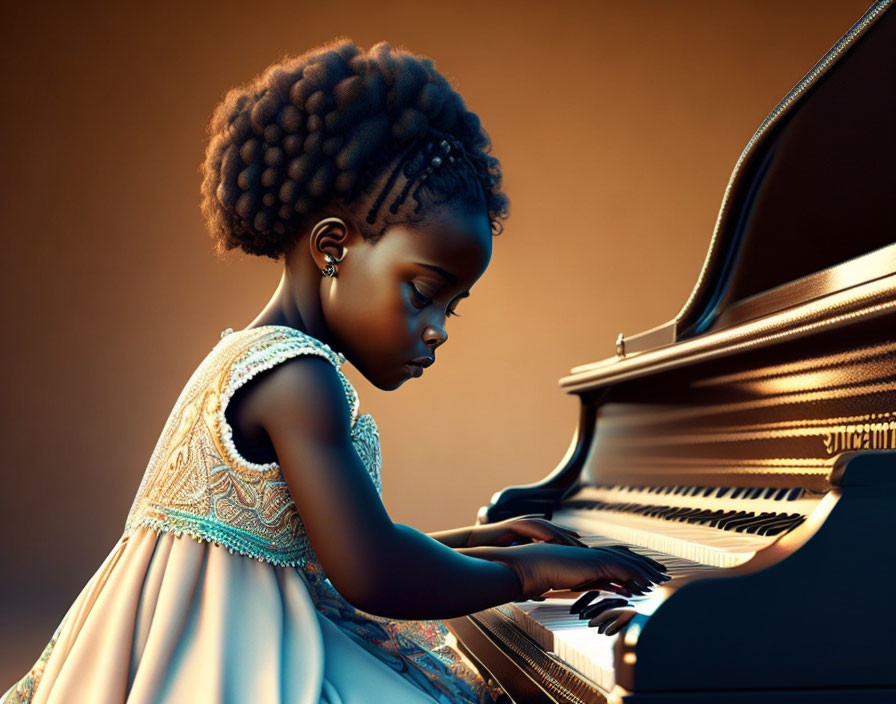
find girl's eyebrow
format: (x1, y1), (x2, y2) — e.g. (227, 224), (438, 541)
(414, 262), (471, 299)
(415, 262), (458, 284)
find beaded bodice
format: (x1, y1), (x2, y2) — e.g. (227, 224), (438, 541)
(123, 324), (382, 567)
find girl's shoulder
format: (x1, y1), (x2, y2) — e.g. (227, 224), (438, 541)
(215, 324), (360, 424)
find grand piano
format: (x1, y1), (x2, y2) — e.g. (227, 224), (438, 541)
(446, 2), (896, 702)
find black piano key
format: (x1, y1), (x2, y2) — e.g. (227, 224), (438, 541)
(737, 512), (782, 533)
(755, 514), (803, 535)
(767, 515), (806, 535)
(715, 511), (754, 530)
(680, 510), (708, 523)
(687, 510), (727, 524)
(664, 507), (691, 520)
(674, 508), (701, 521)
(708, 510), (742, 528)
(716, 513), (755, 530)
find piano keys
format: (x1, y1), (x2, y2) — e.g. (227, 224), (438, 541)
(446, 1), (896, 702)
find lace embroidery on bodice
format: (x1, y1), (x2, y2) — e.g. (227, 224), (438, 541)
(123, 324), (382, 567)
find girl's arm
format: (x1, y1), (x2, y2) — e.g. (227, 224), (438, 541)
(249, 355), (521, 619)
(250, 356), (666, 620)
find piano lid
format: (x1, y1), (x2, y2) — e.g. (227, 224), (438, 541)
(624, 0), (896, 355)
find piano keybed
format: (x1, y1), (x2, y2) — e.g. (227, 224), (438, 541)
(499, 541), (719, 697)
(463, 483), (825, 701)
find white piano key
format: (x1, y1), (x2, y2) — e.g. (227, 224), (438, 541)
(508, 598), (618, 691)
(550, 509), (781, 567)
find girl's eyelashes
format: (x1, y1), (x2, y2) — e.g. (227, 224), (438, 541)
(407, 283), (461, 318)
(407, 282), (431, 308)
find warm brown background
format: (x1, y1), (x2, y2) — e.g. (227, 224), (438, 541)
(0, 0), (872, 684)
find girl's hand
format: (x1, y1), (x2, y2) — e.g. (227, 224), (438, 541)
(570, 593), (638, 635)
(458, 543), (670, 601)
(589, 604), (639, 636)
(427, 516), (583, 549)
(465, 516), (586, 548)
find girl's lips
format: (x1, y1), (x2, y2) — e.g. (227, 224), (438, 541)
(404, 363), (423, 378)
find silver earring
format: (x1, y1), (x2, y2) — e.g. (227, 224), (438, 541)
(321, 254), (338, 278)
(320, 251), (345, 278)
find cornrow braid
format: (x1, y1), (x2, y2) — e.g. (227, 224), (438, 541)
(200, 39), (509, 260)
(364, 138), (421, 226)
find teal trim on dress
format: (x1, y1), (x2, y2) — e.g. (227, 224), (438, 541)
(126, 507), (309, 567)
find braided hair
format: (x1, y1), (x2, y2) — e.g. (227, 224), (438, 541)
(200, 39), (509, 260)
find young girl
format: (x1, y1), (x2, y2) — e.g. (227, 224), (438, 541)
(2, 40), (667, 704)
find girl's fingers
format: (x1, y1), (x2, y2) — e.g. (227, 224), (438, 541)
(526, 519), (587, 547)
(529, 518), (581, 539)
(547, 532), (587, 547)
(570, 590), (600, 614)
(601, 544), (660, 569)
(611, 552), (668, 585)
(624, 580), (648, 596)
(590, 607), (636, 632)
(604, 610), (637, 636)
(579, 597), (628, 621)
(617, 554), (667, 584)
(599, 582), (633, 598)
(593, 548), (664, 585)
(524, 517), (576, 534)
(609, 545), (668, 573)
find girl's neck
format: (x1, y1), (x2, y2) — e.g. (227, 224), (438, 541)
(245, 268), (330, 346)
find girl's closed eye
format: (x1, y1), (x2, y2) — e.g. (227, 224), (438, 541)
(407, 282), (462, 317)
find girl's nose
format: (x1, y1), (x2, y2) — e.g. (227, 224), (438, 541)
(423, 324), (447, 349)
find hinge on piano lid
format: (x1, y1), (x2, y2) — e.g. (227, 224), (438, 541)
(615, 333), (625, 358)
(613, 321), (677, 360)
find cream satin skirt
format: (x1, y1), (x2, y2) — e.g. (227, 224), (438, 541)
(2, 526), (439, 704)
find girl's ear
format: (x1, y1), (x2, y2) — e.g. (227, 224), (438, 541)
(309, 217), (349, 270)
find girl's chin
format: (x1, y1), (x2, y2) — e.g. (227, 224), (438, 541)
(361, 360), (422, 390)
(366, 369), (410, 391)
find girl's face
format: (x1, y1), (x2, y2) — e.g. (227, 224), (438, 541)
(321, 203), (493, 390)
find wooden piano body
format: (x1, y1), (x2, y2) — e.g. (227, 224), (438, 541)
(447, 2), (896, 701)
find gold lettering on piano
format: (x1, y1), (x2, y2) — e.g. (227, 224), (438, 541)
(823, 417), (896, 454)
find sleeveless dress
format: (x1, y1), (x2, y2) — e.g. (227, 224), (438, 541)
(1, 324), (504, 704)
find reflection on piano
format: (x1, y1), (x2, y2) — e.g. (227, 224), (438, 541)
(446, 2), (896, 702)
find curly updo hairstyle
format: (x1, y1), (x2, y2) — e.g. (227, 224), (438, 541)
(200, 39), (509, 260)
